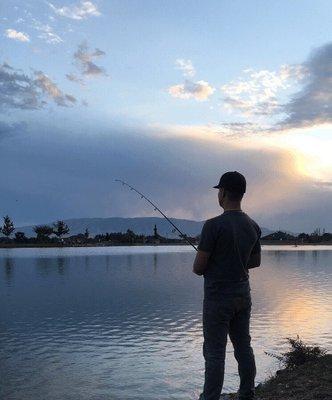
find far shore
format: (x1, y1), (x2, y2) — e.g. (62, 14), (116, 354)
(0, 241), (331, 249)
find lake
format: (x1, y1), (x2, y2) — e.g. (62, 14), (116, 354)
(1, 246), (331, 400)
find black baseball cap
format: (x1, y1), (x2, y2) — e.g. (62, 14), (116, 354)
(213, 171), (246, 193)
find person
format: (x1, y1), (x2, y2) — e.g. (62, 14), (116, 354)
(193, 171), (261, 400)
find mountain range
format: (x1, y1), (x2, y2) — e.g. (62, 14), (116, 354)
(16, 217), (274, 238)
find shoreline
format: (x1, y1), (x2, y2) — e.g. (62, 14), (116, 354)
(222, 354), (331, 400)
(0, 242), (331, 249)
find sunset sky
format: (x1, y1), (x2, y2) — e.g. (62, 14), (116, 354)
(1, 0), (331, 232)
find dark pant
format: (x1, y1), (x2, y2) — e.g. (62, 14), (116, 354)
(200, 292), (256, 400)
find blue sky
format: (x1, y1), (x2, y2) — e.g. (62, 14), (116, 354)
(0, 0), (332, 231)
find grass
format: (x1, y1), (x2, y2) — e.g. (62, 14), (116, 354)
(222, 336), (331, 400)
(255, 354), (331, 400)
(257, 336), (330, 400)
(264, 335), (327, 369)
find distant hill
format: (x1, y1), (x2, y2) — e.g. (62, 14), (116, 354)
(16, 216), (274, 238)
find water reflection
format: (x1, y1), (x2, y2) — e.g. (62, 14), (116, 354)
(0, 247), (331, 400)
(56, 257), (66, 275)
(3, 257), (14, 285)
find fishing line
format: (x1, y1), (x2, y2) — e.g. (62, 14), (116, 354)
(115, 179), (198, 251)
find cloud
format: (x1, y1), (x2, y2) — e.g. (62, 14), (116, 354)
(313, 181), (332, 188)
(221, 65), (307, 117)
(5, 29), (30, 42)
(0, 122), (330, 232)
(0, 121), (27, 139)
(49, 1), (101, 20)
(34, 71), (77, 106)
(175, 59), (195, 77)
(215, 122), (266, 138)
(280, 42), (332, 128)
(66, 73), (85, 85)
(0, 63), (40, 110)
(168, 79), (215, 101)
(169, 59), (214, 100)
(73, 41), (107, 77)
(32, 19), (63, 44)
(219, 42), (332, 135)
(0, 62), (76, 111)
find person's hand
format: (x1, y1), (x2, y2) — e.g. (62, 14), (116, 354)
(192, 250), (210, 275)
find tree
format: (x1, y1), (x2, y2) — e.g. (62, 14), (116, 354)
(322, 232), (332, 241)
(53, 220), (70, 238)
(262, 230), (295, 241)
(84, 228), (89, 239)
(34, 225), (54, 241)
(15, 231), (27, 242)
(126, 229), (136, 244)
(2, 215), (15, 238)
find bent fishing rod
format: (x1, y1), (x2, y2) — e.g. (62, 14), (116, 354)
(115, 179), (198, 251)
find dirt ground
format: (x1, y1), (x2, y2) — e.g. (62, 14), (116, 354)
(221, 354), (332, 400)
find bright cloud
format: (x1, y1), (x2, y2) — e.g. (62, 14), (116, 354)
(49, 1), (101, 20)
(215, 122), (266, 138)
(175, 59), (196, 77)
(269, 125), (332, 182)
(221, 64), (307, 117)
(32, 20), (63, 44)
(219, 41), (332, 135)
(168, 80), (215, 101)
(5, 29), (30, 42)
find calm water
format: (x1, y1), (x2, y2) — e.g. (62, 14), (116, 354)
(1, 246), (331, 400)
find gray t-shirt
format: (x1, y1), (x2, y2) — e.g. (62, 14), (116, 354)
(198, 210), (261, 299)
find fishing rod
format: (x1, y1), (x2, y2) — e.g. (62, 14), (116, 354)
(115, 179), (198, 251)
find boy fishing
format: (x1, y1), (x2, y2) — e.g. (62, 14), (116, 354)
(193, 171), (261, 400)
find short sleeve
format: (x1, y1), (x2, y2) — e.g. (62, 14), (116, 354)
(198, 220), (217, 253)
(251, 226), (261, 255)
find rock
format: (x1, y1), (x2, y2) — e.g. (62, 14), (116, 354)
(255, 383), (263, 390)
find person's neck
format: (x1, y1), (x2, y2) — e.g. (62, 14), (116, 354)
(223, 203), (242, 212)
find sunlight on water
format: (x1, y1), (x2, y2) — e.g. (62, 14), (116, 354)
(1, 246), (331, 400)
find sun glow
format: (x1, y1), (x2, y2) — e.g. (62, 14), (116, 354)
(153, 123), (332, 184)
(261, 125), (332, 182)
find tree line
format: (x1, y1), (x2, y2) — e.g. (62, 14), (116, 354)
(261, 229), (332, 243)
(1, 215), (331, 245)
(0, 215), (72, 242)
(0, 216), (196, 246)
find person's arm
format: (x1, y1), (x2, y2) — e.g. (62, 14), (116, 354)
(193, 250), (210, 275)
(247, 226), (261, 269)
(247, 251), (261, 269)
(192, 220), (216, 276)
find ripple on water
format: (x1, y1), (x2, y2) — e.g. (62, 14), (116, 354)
(0, 248), (331, 400)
